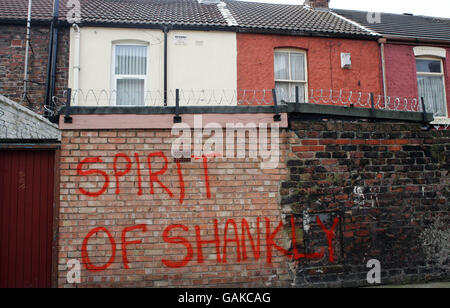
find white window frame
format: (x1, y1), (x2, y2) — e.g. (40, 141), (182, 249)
(112, 43), (149, 106)
(416, 56), (448, 119)
(274, 48), (308, 103)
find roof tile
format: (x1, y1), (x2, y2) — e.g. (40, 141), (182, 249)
(334, 9), (450, 42)
(0, 0), (374, 37)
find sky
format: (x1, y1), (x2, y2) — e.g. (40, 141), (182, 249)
(239, 0), (450, 18)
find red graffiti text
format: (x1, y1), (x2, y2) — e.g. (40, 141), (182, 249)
(77, 152), (213, 204)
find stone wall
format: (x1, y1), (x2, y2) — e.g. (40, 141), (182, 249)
(0, 94), (60, 140)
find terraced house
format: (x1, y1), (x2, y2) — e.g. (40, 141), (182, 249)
(1, 0), (385, 110)
(59, 0), (386, 110)
(334, 9), (450, 127)
(0, 0), (448, 289)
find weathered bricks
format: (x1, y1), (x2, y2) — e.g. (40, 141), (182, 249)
(57, 117), (449, 288)
(283, 118), (450, 287)
(0, 25), (69, 114)
(58, 128), (292, 288)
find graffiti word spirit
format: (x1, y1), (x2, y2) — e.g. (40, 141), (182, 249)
(77, 151), (212, 204)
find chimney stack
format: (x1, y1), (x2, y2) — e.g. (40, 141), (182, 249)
(304, 0), (330, 9)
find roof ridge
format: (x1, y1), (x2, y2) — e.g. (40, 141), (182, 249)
(330, 10), (379, 36)
(333, 8), (450, 21)
(224, 0), (306, 8)
(0, 0), (379, 38)
(332, 8), (450, 42)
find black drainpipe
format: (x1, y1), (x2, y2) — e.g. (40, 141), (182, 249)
(44, 0), (59, 119)
(163, 26), (168, 106)
(44, 20), (54, 115)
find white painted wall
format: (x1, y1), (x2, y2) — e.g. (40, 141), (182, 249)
(69, 27), (237, 106)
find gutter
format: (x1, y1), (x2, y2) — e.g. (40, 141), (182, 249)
(0, 19), (379, 41)
(21, 0), (32, 105)
(378, 38), (388, 106)
(44, 20), (54, 116)
(0, 19), (70, 27)
(49, 0), (60, 115)
(72, 24), (81, 106)
(44, 0), (60, 119)
(163, 26), (168, 106)
(382, 35), (450, 47)
(0, 18), (377, 41)
(331, 11), (390, 110)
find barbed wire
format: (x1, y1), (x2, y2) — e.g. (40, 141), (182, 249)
(3, 88), (448, 136)
(63, 89), (274, 107)
(64, 88), (423, 113)
(306, 89), (421, 112)
(43, 94), (66, 118)
(433, 123), (450, 130)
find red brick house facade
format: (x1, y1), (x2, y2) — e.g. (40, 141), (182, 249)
(335, 9), (450, 126)
(237, 33), (382, 99)
(383, 45), (450, 123)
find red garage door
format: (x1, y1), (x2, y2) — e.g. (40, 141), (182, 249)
(0, 150), (55, 288)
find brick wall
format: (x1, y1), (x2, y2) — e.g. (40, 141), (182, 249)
(58, 128), (292, 287)
(384, 44), (450, 120)
(57, 115), (449, 288)
(384, 44), (419, 100)
(0, 24), (69, 114)
(282, 117), (450, 287)
(237, 33), (382, 94)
